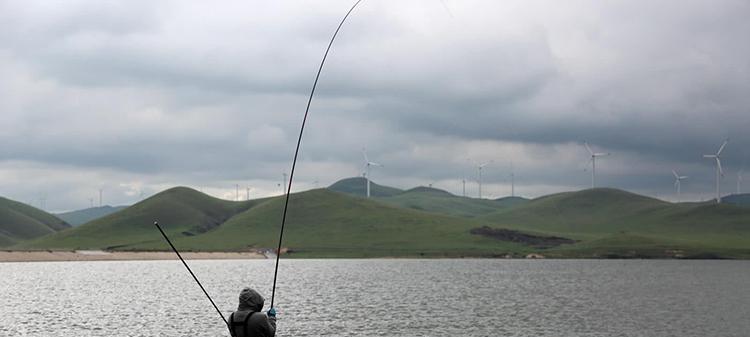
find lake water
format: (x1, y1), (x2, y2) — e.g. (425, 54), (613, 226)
(1, 259), (748, 337)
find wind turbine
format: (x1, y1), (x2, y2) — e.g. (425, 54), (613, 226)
(584, 142), (610, 188)
(362, 149), (383, 198)
(737, 170), (743, 195)
(475, 160), (493, 199)
(510, 161), (515, 197)
(703, 139), (727, 203)
(672, 169), (688, 202)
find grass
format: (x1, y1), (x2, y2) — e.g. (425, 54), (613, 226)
(0, 196), (69, 247)
(376, 186), (528, 218)
(16, 187), (261, 250)
(480, 188), (750, 258)
(11, 184), (750, 259)
(128, 189), (532, 257)
(328, 177), (403, 197)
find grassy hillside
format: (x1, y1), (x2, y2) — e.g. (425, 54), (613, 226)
(128, 189), (533, 257)
(0, 197), (70, 247)
(379, 186), (527, 218)
(14, 185), (750, 259)
(17, 187), (260, 250)
(56, 205), (129, 226)
(328, 177), (403, 197)
(480, 188), (750, 258)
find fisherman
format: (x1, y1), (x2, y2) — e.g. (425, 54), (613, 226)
(229, 288), (277, 337)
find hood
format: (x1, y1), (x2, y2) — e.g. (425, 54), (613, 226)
(238, 287), (265, 312)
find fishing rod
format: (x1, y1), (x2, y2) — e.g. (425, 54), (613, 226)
(270, 0), (364, 309)
(154, 221), (228, 327)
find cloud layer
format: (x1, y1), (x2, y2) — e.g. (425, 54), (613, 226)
(1, 0), (748, 211)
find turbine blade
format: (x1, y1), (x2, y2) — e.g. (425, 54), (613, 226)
(681, 176), (689, 179)
(362, 149), (369, 162)
(717, 158), (724, 176)
(717, 139), (728, 155)
(584, 142), (594, 155)
(672, 170), (679, 179)
(704, 155), (716, 158)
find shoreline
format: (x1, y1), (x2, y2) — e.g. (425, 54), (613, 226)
(0, 250), (266, 263)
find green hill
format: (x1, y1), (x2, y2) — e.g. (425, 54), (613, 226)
(480, 188), (750, 258)
(328, 177), (402, 197)
(14, 185), (750, 259)
(56, 205), (129, 226)
(129, 189), (533, 257)
(379, 186), (527, 218)
(495, 196), (530, 207)
(17, 187), (260, 250)
(0, 197), (70, 247)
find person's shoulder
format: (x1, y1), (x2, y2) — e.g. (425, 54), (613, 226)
(248, 312), (270, 323)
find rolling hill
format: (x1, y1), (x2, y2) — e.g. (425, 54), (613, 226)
(128, 188), (533, 257)
(0, 197), (70, 247)
(378, 186), (528, 217)
(56, 205), (129, 226)
(328, 177), (402, 197)
(480, 188), (750, 258)
(13, 185), (750, 259)
(17, 187), (261, 250)
(328, 178), (529, 218)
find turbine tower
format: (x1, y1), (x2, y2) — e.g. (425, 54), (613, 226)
(584, 142), (610, 188)
(703, 139), (727, 203)
(475, 160), (493, 199)
(362, 149), (383, 198)
(672, 169), (688, 202)
(510, 161), (515, 197)
(738, 170), (743, 195)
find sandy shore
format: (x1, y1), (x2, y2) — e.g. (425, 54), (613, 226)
(0, 250), (266, 262)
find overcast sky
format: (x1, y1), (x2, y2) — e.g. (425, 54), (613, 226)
(1, 0), (748, 211)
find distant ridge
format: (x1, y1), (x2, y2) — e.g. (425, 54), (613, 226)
(56, 205), (129, 227)
(494, 196), (530, 208)
(724, 193), (750, 207)
(328, 177), (402, 197)
(381, 186), (525, 218)
(403, 186), (454, 196)
(17, 187), (260, 250)
(0, 196), (70, 247)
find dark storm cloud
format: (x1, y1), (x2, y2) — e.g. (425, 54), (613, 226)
(0, 0), (748, 210)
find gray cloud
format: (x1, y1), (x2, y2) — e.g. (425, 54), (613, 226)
(0, 0), (748, 211)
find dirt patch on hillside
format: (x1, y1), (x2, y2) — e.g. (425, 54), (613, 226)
(470, 226), (577, 248)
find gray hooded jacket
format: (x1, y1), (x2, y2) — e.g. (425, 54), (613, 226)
(229, 288), (276, 337)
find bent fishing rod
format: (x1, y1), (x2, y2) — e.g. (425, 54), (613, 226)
(270, 0), (364, 309)
(153, 0), (364, 327)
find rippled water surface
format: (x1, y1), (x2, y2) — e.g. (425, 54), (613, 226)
(1, 259), (749, 336)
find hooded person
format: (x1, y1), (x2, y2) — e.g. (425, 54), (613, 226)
(229, 288), (277, 337)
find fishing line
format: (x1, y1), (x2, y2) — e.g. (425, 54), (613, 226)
(270, 0), (364, 309)
(154, 221), (228, 327)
